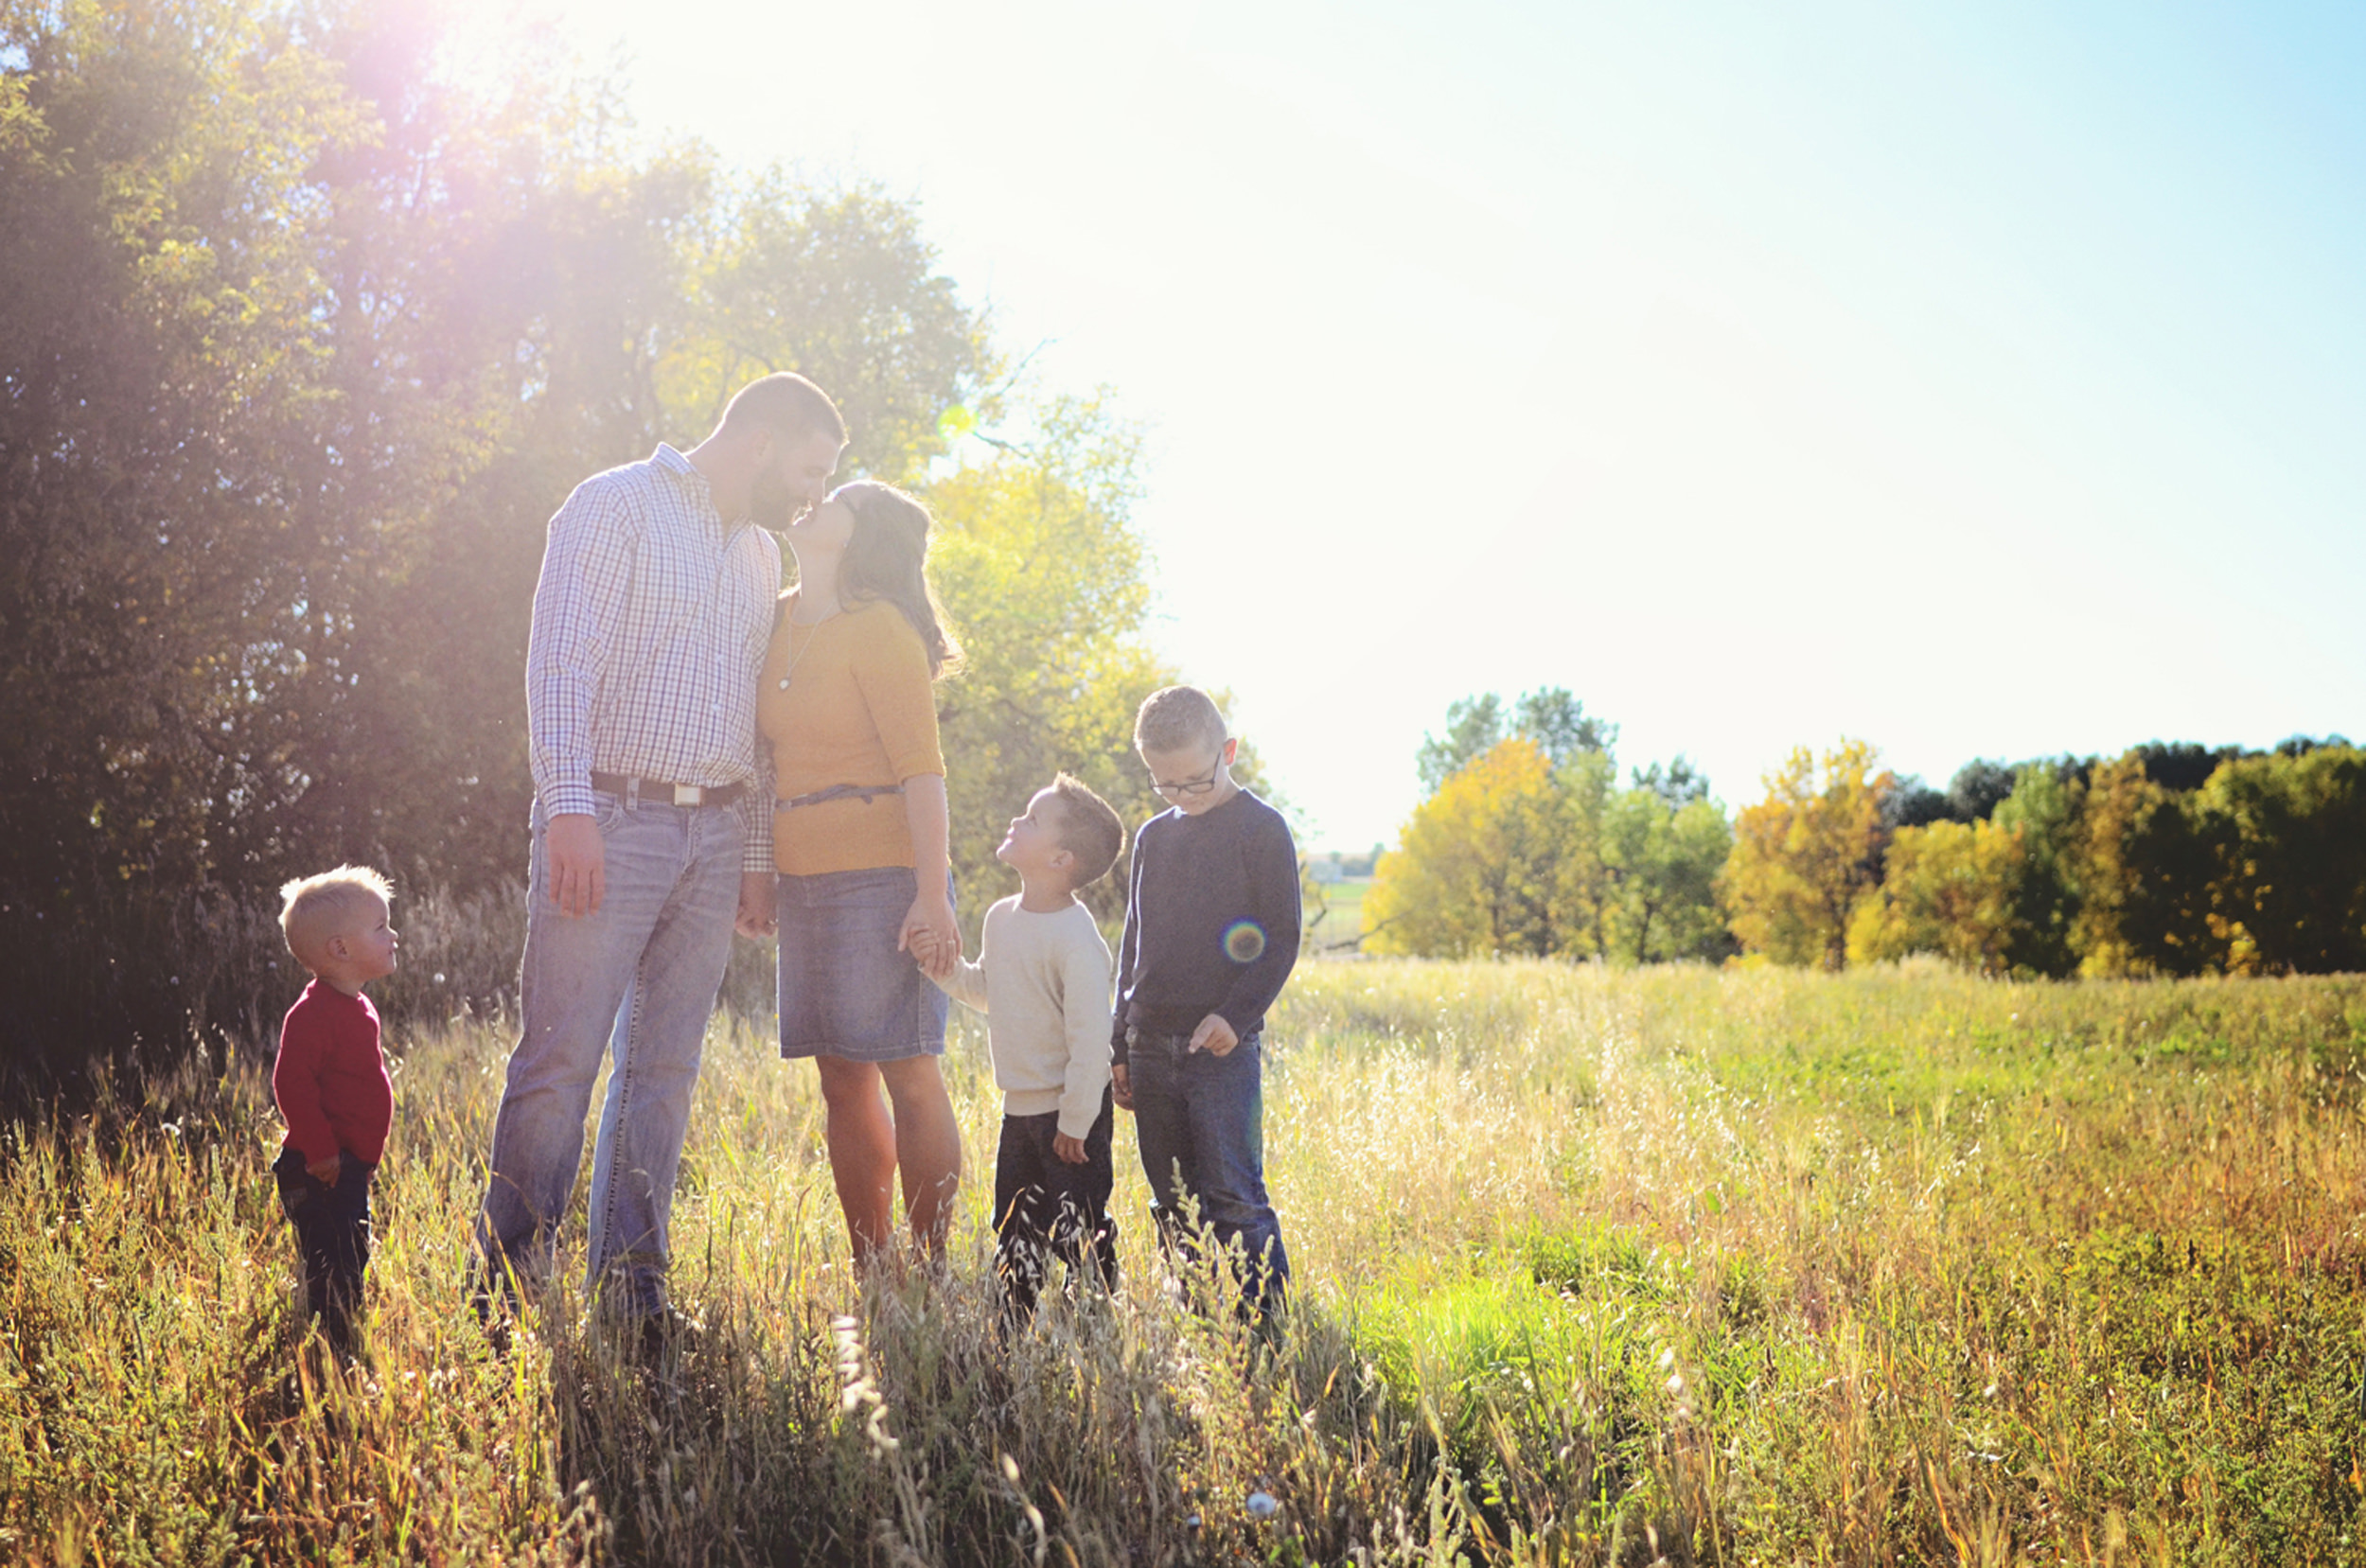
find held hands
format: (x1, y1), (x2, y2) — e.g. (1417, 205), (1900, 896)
(734, 872), (778, 940)
(545, 814), (606, 918)
(1052, 1132), (1089, 1166)
(307, 1155), (342, 1187)
(898, 890), (960, 980)
(1189, 1013), (1240, 1056)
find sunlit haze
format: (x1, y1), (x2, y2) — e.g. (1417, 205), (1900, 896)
(523, 0), (2366, 850)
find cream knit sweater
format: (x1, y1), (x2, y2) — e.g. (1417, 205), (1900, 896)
(936, 895), (1114, 1139)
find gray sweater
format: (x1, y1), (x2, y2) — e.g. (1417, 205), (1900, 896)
(935, 895), (1114, 1138)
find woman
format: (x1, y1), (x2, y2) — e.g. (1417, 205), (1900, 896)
(758, 479), (963, 1264)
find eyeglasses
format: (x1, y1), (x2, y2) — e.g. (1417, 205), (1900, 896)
(1149, 752), (1225, 798)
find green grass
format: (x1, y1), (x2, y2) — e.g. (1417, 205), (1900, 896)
(8, 960), (2366, 1564)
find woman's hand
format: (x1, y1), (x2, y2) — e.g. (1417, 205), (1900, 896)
(899, 887), (960, 980)
(897, 773), (958, 979)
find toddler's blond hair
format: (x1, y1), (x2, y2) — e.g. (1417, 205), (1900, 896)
(279, 865), (394, 974)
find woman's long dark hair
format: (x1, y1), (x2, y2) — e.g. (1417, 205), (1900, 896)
(834, 480), (962, 679)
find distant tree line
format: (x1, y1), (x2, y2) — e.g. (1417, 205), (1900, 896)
(1747, 736), (2365, 977)
(1368, 698), (2363, 978)
(1, 0), (1181, 1095)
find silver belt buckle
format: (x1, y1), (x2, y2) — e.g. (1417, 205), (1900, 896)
(672, 784), (703, 806)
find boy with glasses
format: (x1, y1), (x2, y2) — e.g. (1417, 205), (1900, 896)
(1111, 686), (1301, 1323)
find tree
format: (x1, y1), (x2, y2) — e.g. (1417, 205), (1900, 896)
(2187, 748), (2366, 975)
(1722, 739), (1893, 969)
(925, 394), (1180, 932)
(1414, 687), (1614, 794)
(0, 0), (1069, 1089)
(659, 174), (995, 485)
(2065, 752), (2172, 978)
(1845, 818), (2029, 975)
(1511, 688), (1618, 772)
(1946, 759), (2019, 823)
(0, 0), (502, 1066)
(1415, 695), (1504, 796)
(1, 0), (373, 895)
(1364, 738), (1591, 959)
(1988, 760), (2086, 977)
(2110, 767), (2226, 977)
(1558, 747), (1616, 955)
(2134, 742), (2244, 794)
(1633, 756), (1711, 809)
(1600, 779), (1734, 964)
(348, 164), (993, 894)
(1883, 777), (1954, 832)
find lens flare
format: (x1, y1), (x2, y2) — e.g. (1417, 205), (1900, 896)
(1223, 920), (1266, 963)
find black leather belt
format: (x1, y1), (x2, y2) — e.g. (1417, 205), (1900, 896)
(590, 772), (745, 807)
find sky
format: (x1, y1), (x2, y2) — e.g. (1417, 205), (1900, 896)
(524, 0), (2365, 850)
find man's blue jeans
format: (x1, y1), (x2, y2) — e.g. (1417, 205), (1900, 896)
(478, 795), (742, 1316)
(1126, 1031), (1289, 1313)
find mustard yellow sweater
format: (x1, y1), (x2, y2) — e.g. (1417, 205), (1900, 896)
(756, 593), (945, 876)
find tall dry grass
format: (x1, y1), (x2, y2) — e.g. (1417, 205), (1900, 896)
(6, 960), (2365, 1564)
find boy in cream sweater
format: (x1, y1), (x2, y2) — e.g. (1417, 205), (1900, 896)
(927, 774), (1127, 1317)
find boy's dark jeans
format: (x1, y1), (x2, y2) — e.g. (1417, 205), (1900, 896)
(993, 1087), (1119, 1320)
(1125, 1030), (1289, 1317)
(274, 1146), (375, 1358)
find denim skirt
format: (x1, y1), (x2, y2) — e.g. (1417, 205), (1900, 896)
(776, 866), (950, 1063)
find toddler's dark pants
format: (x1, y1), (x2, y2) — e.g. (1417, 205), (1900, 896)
(274, 1146), (375, 1359)
(993, 1087), (1119, 1321)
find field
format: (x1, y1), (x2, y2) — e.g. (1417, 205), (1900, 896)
(1304, 877), (1373, 953)
(8, 960), (2366, 1565)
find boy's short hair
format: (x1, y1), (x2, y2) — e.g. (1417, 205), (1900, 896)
(1046, 774), (1124, 889)
(718, 371), (847, 447)
(1134, 686), (1227, 755)
(279, 865), (394, 973)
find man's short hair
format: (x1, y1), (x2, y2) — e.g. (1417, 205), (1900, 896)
(279, 865), (394, 972)
(718, 372), (847, 448)
(1047, 773), (1124, 889)
(1134, 686), (1227, 756)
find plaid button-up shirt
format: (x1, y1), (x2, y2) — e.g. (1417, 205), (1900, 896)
(525, 445), (780, 872)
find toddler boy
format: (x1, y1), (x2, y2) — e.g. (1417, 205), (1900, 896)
(1111, 687), (1300, 1321)
(271, 865), (399, 1360)
(930, 775), (1127, 1318)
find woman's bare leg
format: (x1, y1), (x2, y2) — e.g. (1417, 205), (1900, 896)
(814, 1056), (898, 1265)
(878, 1056), (962, 1257)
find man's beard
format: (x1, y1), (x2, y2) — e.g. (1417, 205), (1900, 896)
(747, 468), (805, 530)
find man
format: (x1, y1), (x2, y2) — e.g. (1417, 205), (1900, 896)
(477, 373), (842, 1334)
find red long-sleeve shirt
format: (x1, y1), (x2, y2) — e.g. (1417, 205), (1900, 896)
(272, 979), (393, 1167)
